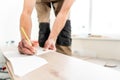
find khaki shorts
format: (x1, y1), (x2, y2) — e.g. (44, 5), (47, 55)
(35, 0), (70, 22)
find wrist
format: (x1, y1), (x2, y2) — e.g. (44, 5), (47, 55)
(48, 36), (57, 43)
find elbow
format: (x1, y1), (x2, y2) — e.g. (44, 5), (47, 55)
(22, 8), (33, 16)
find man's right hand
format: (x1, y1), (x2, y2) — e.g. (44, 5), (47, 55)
(18, 39), (36, 55)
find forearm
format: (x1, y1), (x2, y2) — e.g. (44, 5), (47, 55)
(48, 11), (69, 41)
(20, 0), (36, 40)
(20, 12), (32, 40)
(48, 0), (74, 41)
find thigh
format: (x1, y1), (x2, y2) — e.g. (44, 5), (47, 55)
(52, 0), (70, 18)
(52, 0), (64, 16)
(35, 1), (51, 22)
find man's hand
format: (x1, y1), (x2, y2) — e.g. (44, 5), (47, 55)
(44, 39), (56, 51)
(18, 39), (36, 55)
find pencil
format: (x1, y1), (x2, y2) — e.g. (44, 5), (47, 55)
(20, 27), (32, 46)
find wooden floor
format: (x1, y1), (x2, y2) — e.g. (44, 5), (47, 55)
(72, 53), (120, 71)
(0, 51), (120, 80)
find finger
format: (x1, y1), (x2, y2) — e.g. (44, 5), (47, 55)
(22, 40), (35, 53)
(18, 41), (23, 49)
(18, 40), (35, 54)
(49, 45), (56, 51)
(18, 44), (34, 55)
(19, 48), (34, 55)
(51, 45), (56, 51)
(32, 41), (39, 47)
(18, 42), (24, 54)
(22, 48), (34, 55)
(18, 47), (25, 54)
(44, 44), (49, 51)
(22, 39), (31, 47)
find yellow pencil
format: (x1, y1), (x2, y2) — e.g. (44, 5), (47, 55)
(20, 27), (32, 46)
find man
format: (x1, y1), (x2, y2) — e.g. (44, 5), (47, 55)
(18, 0), (74, 55)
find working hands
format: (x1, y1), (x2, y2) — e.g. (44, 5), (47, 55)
(18, 38), (56, 55)
(18, 39), (38, 55)
(44, 38), (56, 51)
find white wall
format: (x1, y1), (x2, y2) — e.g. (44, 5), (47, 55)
(71, 0), (90, 35)
(0, 0), (38, 45)
(0, 0), (21, 45)
(91, 0), (120, 35)
(72, 38), (120, 60)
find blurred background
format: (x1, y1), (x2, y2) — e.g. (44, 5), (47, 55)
(1, 0), (120, 79)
